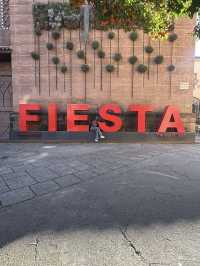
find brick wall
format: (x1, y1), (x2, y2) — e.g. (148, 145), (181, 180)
(194, 58), (200, 100)
(10, 0), (196, 132)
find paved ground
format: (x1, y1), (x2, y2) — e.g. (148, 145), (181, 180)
(0, 143), (200, 266)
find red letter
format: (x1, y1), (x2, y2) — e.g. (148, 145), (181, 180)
(98, 104), (122, 132)
(128, 105), (154, 133)
(48, 103), (57, 132)
(67, 104), (89, 132)
(158, 106), (185, 134)
(19, 104), (41, 132)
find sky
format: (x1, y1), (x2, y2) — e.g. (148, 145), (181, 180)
(196, 40), (200, 57)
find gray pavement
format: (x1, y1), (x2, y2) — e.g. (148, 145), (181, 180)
(0, 143), (200, 265)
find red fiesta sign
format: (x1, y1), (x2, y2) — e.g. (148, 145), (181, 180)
(19, 103), (185, 134)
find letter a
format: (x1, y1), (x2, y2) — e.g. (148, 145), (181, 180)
(158, 106), (185, 134)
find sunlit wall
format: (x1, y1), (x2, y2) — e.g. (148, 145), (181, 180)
(196, 40), (200, 57)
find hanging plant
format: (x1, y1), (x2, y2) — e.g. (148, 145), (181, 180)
(145, 40), (153, 80)
(98, 47), (105, 91)
(60, 64), (68, 74)
(129, 32), (138, 96)
(168, 64), (175, 98)
(77, 50), (85, 60)
(52, 56), (60, 65)
(154, 55), (164, 65)
(137, 64), (148, 73)
(168, 33), (178, 42)
(31, 52), (40, 60)
(145, 46), (154, 54)
(65, 41), (74, 51)
(167, 64), (176, 72)
(92, 40), (99, 90)
(113, 53), (122, 62)
(98, 49), (105, 59)
(46, 42), (54, 50)
(108, 32), (115, 40)
(52, 31), (60, 40)
(128, 55), (138, 65)
(106, 64), (115, 96)
(92, 40), (100, 50)
(106, 64), (115, 73)
(168, 31), (176, 97)
(116, 29), (120, 76)
(34, 21), (42, 95)
(81, 64), (90, 73)
(129, 31), (138, 42)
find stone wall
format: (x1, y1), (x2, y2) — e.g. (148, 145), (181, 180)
(10, 0), (196, 132)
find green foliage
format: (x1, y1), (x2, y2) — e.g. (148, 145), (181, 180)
(154, 55), (164, 64)
(145, 46), (154, 54)
(92, 41), (100, 50)
(60, 64), (68, 73)
(137, 64), (148, 73)
(128, 56), (138, 65)
(46, 42), (54, 50)
(81, 64), (90, 73)
(31, 52), (40, 60)
(92, 0), (176, 37)
(98, 49), (105, 59)
(129, 31), (138, 42)
(113, 53), (122, 62)
(33, 1), (200, 38)
(52, 56), (60, 65)
(106, 64), (115, 73)
(90, 0), (200, 38)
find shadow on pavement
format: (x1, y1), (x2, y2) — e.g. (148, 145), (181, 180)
(0, 143), (200, 250)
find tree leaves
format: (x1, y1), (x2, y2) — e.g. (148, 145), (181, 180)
(90, 0), (199, 38)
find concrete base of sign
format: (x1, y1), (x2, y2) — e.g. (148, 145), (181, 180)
(9, 131), (195, 143)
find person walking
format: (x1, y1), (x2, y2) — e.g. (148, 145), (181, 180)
(90, 118), (105, 142)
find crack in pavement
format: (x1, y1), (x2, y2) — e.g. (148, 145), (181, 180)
(119, 227), (146, 262)
(28, 238), (39, 261)
(34, 238), (39, 261)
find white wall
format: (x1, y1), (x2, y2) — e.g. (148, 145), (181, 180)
(196, 40), (200, 57)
